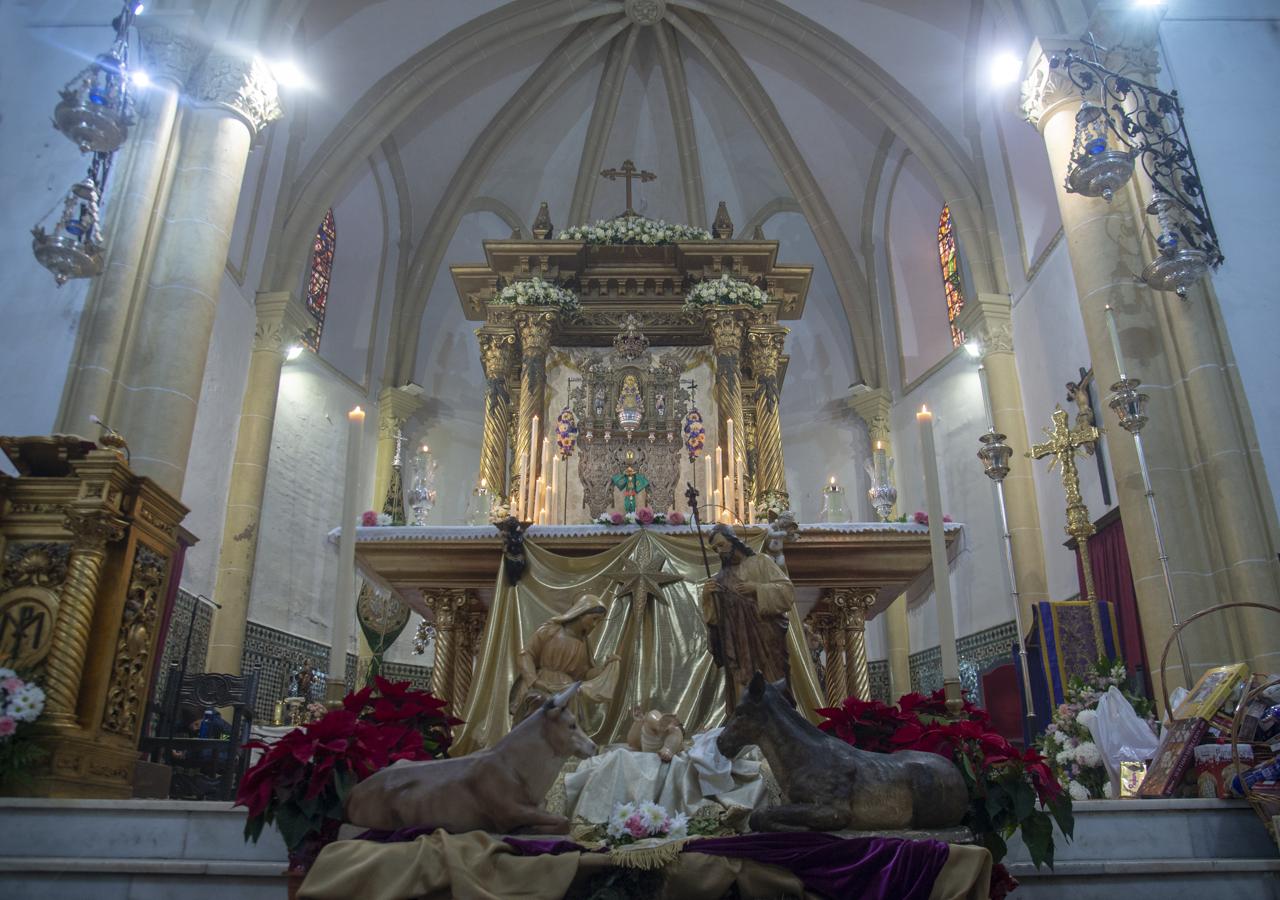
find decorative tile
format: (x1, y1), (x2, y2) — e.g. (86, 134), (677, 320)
(910, 646), (943, 695)
(240, 621), (331, 723)
(154, 589), (213, 699)
(379, 660), (433, 692)
(908, 620), (1018, 705)
(867, 660), (891, 704)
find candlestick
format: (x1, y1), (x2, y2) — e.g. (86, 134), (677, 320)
(1104, 305), (1128, 378)
(329, 405), (365, 700)
(917, 404), (962, 714)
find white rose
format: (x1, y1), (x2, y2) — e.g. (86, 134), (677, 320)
(1074, 741), (1103, 768)
(1067, 780), (1090, 801)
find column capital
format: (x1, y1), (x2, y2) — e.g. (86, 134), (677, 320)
(253, 292), (311, 353)
(63, 509), (128, 551)
(423, 588), (476, 629)
(188, 52), (282, 138)
(830, 586), (878, 630)
(848, 387), (892, 444)
(515, 311), (558, 358)
(955, 293), (1014, 357)
(377, 384), (426, 437)
(476, 328), (517, 380)
(137, 13), (204, 88)
(706, 310), (747, 357)
(746, 328), (787, 378)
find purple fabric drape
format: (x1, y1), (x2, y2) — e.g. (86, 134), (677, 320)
(1075, 516), (1151, 690)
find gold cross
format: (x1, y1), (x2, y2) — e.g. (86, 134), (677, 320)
(1029, 405), (1103, 601)
(600, 159), (656, 217)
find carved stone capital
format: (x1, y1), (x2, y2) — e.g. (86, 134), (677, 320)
(516, 311), (557, 359)
(1020, 39), (1078, 130)
(188, 53), (282, 138)
(63, 510), (127, 551)
(706, 311), (745, 358)
(848, 387), (892, 444)
(746, 329), (786, 378)
(252, 291), (310, 353)
(376, 385), (426, 438)
(955, 293), (1015, 356)
(624, 0), (666, 26)
(477, 329), (517, 380)
(137, 18), (204, 88)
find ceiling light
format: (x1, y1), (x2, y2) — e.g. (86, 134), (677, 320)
(1134, 0), (1164, 7)
(134, 3), (144, 13)
(285, 344), (304, 361)
(269, 59), (308, 89)
(130, 69), (150, 88)
(964, 340), (982, 358)
(990, 52), (1022, 86)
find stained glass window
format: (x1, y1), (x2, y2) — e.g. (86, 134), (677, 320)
(303, 209), (336, 351)
(937, 204), (965, 347)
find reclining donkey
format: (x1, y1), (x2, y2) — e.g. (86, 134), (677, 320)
(345, 683), (595, 834)
(719, 673), (969, 832)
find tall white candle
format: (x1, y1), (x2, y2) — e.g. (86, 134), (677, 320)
(727, 419), (737, 522)
(977, 364), (994, 431)
(1104, 305), (1128, 378)
(330, 405), (365, 686)
(550, 449), (560, 525)
(523, 415), (539, 519)
(715, 445), (723, 511)
(916, 405), (960, 690)
(873, 441), (887, 483)
(703, 452), (714, 515)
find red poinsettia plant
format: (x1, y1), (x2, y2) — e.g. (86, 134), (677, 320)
(237, 678), (462, 870)
(819, 689), (1073, 892)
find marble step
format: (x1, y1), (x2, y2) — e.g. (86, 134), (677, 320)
(1005, 858), (1280, 900)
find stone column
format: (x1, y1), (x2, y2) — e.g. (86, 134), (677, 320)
(57, 17), (202, 433)
(707, 310), (747, 514)
(205, 293), (310, 674)
(108, 53), (281, 497)
(747, 326), (789, 515)
(955, 294), (1050, 629)
(848, 388), (911, 698)
(512, 313), (557, 514)
(476, 328), (517, 497)
(373, 386), (426, 519)
(1022, 14), (1280, 696)
(44, 510), (127, 725)
(833, 587), (877, 701)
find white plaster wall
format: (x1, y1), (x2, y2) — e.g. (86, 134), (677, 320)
(1158, 8), (1280, 523)
(0, 11), (98, 435)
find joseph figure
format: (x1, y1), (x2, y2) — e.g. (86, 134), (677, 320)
(700, 523), (795, 711)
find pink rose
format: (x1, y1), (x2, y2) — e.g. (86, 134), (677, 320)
(942, 514), (953, 523)
(625, 815), (649, 839)
(667, 511), (685, 526)
(913, 511), (928, 525)
(360, 510), (379, 527)
(610, 512), (625, 525)
(635, 507), (655, 525)
(1, 677), (22, 694)
(0, 716), (15, 738)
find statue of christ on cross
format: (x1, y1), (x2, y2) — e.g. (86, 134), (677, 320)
(600, 159), (655, 217)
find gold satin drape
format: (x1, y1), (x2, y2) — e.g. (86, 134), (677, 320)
(452, 530), (824, 755)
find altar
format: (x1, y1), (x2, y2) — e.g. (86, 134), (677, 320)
(349, 521), (962, 752)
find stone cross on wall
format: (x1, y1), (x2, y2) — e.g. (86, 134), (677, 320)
(600, 159), (656, 217)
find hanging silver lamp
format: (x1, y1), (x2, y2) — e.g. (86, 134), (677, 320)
(53, 47), (135, 153)
(1064, 102), (1134, 202)
(1141, 192), (1210, 299)
(32, 174), (106, 286)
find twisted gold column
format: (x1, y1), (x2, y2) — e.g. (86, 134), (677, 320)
(707, 311), (746, 514)
(452, 602), (486, 713)
(477, 329), (516, 497)
(44, 511), (126, 725)
(512, 313), (556, 514)
(748, 327), (789, 514)
(834, 587), (877, 701)
(425, 590), (471, 706)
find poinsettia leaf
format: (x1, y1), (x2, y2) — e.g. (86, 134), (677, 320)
(334, 767), (357, 805)
(977, 828), (1008, 864)
(1022, 810), (1054, 869)
(1049, 795), (1075, 841)
(243, 815), (264, 843)
(1011, 779), (1036, 823)
(275, 801), (317, 852)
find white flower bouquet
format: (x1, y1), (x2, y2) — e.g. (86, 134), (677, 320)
(0, 668), (46, 785)
(606, 801), (689, 845)
(559, 215), (712, 245)
(489, 276), (579, 312)
(683, 273), (771, 311)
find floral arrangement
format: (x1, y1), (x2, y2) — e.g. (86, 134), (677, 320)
(819, 688), (1073, 881)
(238, 677), (461, 870)
(606, 801), (689, 845)
(555, 406), (578, 459)
(361, 510), (393, 527)
(682, 409), (706, 462)
(559, 215), (711, 245)
(0, 669), (46, 785)
(1037, 658), (1154, 801)
(490, 276), (580, 312)
(887, 511), (953, 525)
(683, 273), (770, 311)
(595, 507), (685, 527)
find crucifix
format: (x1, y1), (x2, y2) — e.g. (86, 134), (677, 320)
(1029, 405), (1102, 602)
(1065, 366), (1112, 506)
(600, 159), (656, 217)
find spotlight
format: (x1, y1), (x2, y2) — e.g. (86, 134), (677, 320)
(964, 340), (982, 359)
(269, 59), (308, 88)
(130, 69), (150, 88)
(134, 3), (144, 13)
(1134, 0), (1163, 7)
(286, 344), (304, 361)
(990, 52), (1022, 86)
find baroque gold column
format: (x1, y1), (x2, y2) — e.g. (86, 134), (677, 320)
(1023, 13), (1280, 696)
(108, 53), (281, 496)
(833, 587), (877, 701)
(512, 313), (556, 513)
(849, 388), (911, 698)
(206, 293), (309, 674)
(424, 590), (470, 705)
(707, 310), (747, 513)
(955, 294), (1050, 629)
(477, 328), (517, 497)
(43, 510), (127, 725)
(747, 326), (789, 515)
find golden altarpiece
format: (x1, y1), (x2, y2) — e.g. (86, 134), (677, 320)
(0, 436), (191, 797)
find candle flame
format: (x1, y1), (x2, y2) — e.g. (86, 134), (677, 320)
(830, 476), (836, 484)
(875, 441), (883, 451)
(920, 404), (929, 414)
(480, 477), (487, 488)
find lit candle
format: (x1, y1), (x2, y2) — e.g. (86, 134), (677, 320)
(873, 442), (888, 483)
(536, 476), (547, 525)
(723, 476), (732, 522)
(330, 405), (365, 687)
(715, 445), (723, 510)
(549, 451), (560, 525)
(748, 500), (756, 524)
(916, 404), (961, 698)
(703, 452), (714, 513)
(1105, 304), (1128, 378)
(713, 488), (723, 521)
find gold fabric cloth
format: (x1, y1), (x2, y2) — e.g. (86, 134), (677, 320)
(453, 529), (825, 755)
(298, 830), (993, 900)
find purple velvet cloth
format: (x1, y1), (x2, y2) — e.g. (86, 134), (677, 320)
(685, 832), (949, 900)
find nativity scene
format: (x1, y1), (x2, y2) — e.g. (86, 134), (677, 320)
(2, 1), (1279, 898)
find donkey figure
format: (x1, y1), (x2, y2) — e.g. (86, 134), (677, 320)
(719, 673), (969, 832)
(345, 683), (596, 834)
